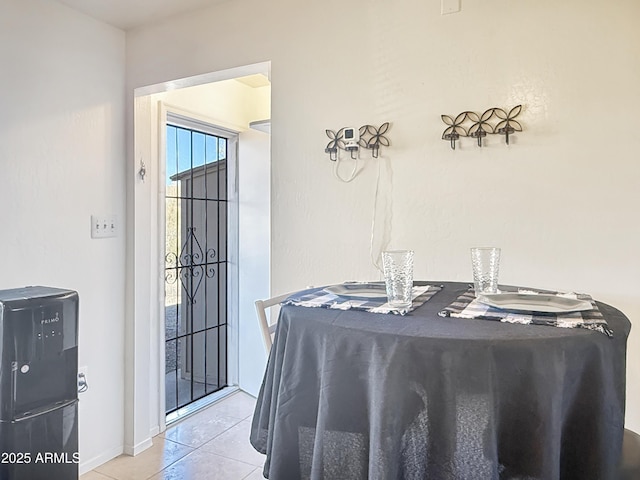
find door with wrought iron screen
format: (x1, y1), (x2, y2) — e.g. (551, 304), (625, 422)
(164, 116), (230, 414)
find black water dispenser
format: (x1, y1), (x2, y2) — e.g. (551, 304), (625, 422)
(0, 286), (79, 480)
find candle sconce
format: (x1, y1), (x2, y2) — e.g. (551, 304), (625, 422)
(325, 122), (391, 161)
(324, 129), (343, 161)
(441, 105), (522, 150)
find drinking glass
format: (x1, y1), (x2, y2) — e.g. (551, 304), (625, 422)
(470, 247), (501, 295)
(382, 250), (414, 309)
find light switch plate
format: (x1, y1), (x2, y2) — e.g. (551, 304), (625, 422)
(91, 215), (117, 238)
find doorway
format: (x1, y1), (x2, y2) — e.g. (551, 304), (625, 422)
(164, 116), (236, 414)
(131, 62), (271, 446)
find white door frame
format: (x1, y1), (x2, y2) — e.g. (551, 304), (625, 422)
(127, 61), (270, 455)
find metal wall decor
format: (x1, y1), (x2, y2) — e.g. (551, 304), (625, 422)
(441, 105), (522, 150)
(325, 122), (391, 160)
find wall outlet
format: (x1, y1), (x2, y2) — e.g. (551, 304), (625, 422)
(91, 215), (117, 238)
(441, 0), (461, 15)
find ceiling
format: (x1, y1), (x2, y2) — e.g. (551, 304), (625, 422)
(52, 0), (231, 30)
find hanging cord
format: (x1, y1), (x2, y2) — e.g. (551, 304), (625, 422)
(333, 155), (359, 183)
(369, 155), (392, 276)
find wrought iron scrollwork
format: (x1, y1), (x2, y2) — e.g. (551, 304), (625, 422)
(180, 227), (202, 266)
(165, 252), (179, 284)
(165, 227), (218, 305)
(441, 105), (522, 149)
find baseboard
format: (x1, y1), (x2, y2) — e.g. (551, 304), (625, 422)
(79, 435), (156, 474)
(123, 436), (153, 456)
(79, 445), (123, 476)
(149, 425), (160, 438)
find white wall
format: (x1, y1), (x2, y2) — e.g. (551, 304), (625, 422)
(2, 0), (637, 473)
(0, 0), (126, 473)
(237, 127), (271, 395)
(127, 0), (640, 432)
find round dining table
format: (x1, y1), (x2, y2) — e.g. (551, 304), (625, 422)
(250, 281), (631, 480)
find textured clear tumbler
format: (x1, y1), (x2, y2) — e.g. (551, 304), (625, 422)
(382, 250), (414, 309)
(471, 247), (501, 295)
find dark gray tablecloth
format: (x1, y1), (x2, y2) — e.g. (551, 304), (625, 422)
(250, 282), (631, 480)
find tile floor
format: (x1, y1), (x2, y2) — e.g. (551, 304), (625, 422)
(81, 391), (265, 480)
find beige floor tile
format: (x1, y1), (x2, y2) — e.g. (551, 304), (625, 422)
(196, 392), (257, 421)
(148, 450), (255, 480)
(86, 392), (260, 479)
(81, 471), (117, 480)
(164, 412), (242, 448)
(95, 437), (193, 480)
(200, 419), (265, 467)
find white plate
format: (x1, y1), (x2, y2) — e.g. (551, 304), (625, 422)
(325, 283), (387, 299)
(476, 293), (593, 314)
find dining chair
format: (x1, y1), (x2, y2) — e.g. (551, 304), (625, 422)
(254, 292), (293, 353)
(621, 428), (640, 480)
